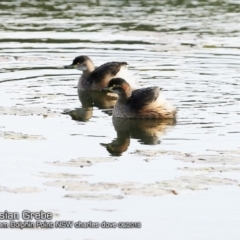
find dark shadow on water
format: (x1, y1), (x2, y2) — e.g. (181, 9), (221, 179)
(63, 90), (117, 122)
(101, 118), (176, 156)
(78, 90), (117, 109)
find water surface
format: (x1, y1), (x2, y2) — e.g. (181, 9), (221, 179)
(0, 0), (240, 239)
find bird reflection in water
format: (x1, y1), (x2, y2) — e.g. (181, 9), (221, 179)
(63, 90), (117, 121)
(101, 118), (176, 156)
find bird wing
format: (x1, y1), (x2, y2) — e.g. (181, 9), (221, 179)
(89, 62), (128, 83)
(128, 87), (160, 111)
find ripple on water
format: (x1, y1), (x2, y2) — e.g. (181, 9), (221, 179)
(0, 0), (240, 202)
(1, 3), (240, 240)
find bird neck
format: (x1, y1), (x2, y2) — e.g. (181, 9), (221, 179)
(118, 87), (132, 102)
(84, 59), (95, 73)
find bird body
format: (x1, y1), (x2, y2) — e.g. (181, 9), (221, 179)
(65, 56), (136, 91)
(103, 78), (176, 119)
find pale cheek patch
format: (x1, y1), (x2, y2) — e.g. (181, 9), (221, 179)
(76, 65), (87, 71)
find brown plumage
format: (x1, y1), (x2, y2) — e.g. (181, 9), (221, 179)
(102, 78), (177, 119)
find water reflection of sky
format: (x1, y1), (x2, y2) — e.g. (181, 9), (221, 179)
(0, 1), (240, 240)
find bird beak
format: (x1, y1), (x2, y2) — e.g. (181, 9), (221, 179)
(64, 64), (75, 69)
